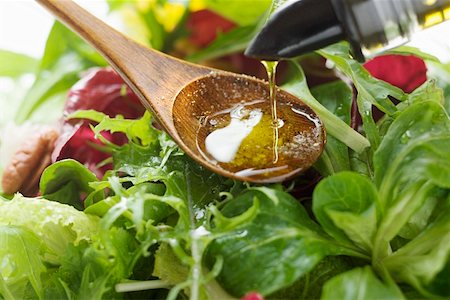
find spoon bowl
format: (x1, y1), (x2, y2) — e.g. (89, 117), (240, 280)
(36, 0), (325, 182)
(173, 73), (325, 182)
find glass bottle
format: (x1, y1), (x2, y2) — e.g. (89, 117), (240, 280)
(245, 0), (450, 61)
(335, 0), (450, 60)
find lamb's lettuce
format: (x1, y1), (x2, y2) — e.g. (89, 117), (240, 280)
(318, 43), (405, 152)
(321, 266), (404, 300)
(310, 81), (353, 176)
(282, 61), (370, 153)
(313, 172), (379, 253)
(205, 187), (367, 297)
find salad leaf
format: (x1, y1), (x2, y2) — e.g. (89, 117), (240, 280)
(318, 43), (406, 151)
(0, 195), (101, 299)
(385, 45), (440, 63)
(426, 258), (450, 297)
(321, 266), (404, 300)
(270, 256), (353, 299)
(204, 0), (271, 26)
(188, 24), (258, 63)
(382, 198), (450, 297)
(0, 225), (47, 300)
(0, 50), (38, 77)
(427, 61), (450, 114)
(373, 101), (450, 250)
(374, 101), (450, 193)
(2, 1), (450, 299)
(311, 80), (352, 176)
(55, 227), (140, 300)
(39, 159), (99, 210)
(313, 171), (379, 253)
(14, 21), (106, 124)
(69, 110), (236, 299)
(0, 195), (99, 264)
(282, 61), (370, 153)
(206, 187), (366, 297)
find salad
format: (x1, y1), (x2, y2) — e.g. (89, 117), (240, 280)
(1, 1), (450, 299)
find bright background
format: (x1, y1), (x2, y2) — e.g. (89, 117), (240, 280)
(1, 0), (449, 61)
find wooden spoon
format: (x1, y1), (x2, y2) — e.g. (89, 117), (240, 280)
(36, 0), (325, 183)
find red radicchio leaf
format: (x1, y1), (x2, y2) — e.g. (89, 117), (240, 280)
(52, 67), (145, 177)
(186, 9), (235, 47)
(185, 10), (289, 80)
(64, 67), (145, 118)
(363, 54), (427, 93)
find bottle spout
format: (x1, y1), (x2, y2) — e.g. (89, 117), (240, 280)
(245, 0), (345, 61)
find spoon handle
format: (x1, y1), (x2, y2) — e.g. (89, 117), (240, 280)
(36, 0), (211, 123)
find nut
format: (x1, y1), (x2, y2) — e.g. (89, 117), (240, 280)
(2, 128), (59, 196)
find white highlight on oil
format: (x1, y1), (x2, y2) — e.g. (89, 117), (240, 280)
(205, 104), (263, 163)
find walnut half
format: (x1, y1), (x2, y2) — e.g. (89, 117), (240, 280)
(2, 128), (59, 196)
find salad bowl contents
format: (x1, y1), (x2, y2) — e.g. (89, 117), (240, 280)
(0, 1), (449, 300)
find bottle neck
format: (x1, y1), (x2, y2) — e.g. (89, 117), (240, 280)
(332, 0), (450, 61)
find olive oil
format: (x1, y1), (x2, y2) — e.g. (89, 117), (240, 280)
(197, 98), (323, 182)
(261, 60), (279, 163)
(177, 73), (325, 183)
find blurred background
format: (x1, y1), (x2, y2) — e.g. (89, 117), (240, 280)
(1, 0), (449, 61)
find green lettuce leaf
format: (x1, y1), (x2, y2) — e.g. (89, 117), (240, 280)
(382, 199), (450, 297)
(206, 187), (367, 297)
(0, 225), (47, 300)
(204, 0), (270, 26)
(69, 110), (236, 299)
(14, 21), (107, 124)
(40, 159), (99, 210)
(385, 46), (440, 62)
(282, 61), (370, 153)
(54, 227), (141, 300)
(311, 81), (353, 176)
(313, 171), (379, 253)
(270, 256), (353, 299)
(321, 266), (404, 300)
(318, 42), (406, 151)
(0, 195), (99, 264)
(373, 101), (450, 262)
(0, 50), (38, 77)
(0, 195), (101, 299)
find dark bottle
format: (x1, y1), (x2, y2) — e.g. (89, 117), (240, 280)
(245, 0), (450, 61)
